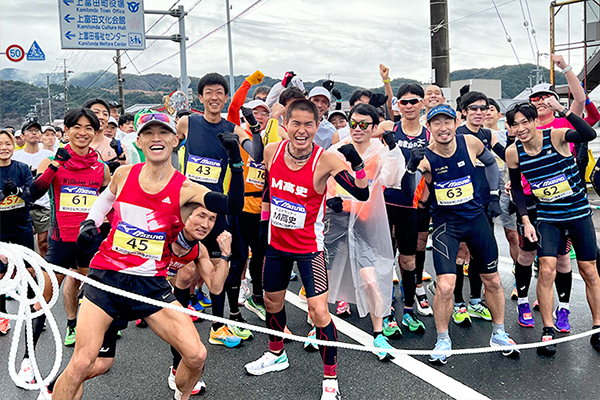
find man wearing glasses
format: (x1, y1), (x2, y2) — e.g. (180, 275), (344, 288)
(505, 101), (600, 356)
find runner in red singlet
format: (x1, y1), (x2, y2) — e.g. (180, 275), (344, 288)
(244, 100), (370, 400)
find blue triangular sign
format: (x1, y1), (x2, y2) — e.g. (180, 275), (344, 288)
(27, 41), (45, 61)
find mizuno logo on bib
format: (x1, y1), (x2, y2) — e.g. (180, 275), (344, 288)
(112, 222), (166, 261)
(59, 186), (98, 212)
(434, 176), (474, 206)
(186, 155), (221, 184)
(270, 195), (306, 229)
(531, 173), (573, 202)
(0, 194), (25, 211)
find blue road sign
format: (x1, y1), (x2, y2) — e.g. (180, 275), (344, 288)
(26, 41), (45, 61)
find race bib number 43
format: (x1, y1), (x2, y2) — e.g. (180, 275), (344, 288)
(59, 186), (98, 212)
(531, 173), (573, 203)
(246, 161), (266, 187)
(186, 155), (221, 184)
(0, 194), (25, 211)
(270, 196), (306, 229)
(434, 176), (474, 206)
(112, 222), (166, 261)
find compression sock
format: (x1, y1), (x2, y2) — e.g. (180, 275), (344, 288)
(437, 330), (450, 341)
(415, 250), (426, 285)
(492, 323), (505, 335)
(454, 264), (465, 304)
(266, 308), (286, 353)
(189, 292), (198, 307)
(514, 261), (532, 298)
(317, 321), (338, 378)
(23, 312), (46, 359)
(67, 318), (77, 329)
(401, 268), (417, 308)
(226, 284), (241, 315)
(210, 292), (226, 330)
(373, 330), (383, 338)
(0, 294), (5, 313)
(468, 258), (483, 301)
(555, 271), (572, 304)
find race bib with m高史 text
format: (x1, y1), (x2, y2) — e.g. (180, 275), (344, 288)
(270, 196), (306, 229)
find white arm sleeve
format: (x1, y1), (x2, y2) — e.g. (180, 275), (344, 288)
(87, 188), (117, 227)
(265, 82), (285, 108)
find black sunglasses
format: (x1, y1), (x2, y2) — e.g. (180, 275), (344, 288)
(466, 104), (489, 112)
(506, 102), (535, 113)
(399, 98), (422, 106)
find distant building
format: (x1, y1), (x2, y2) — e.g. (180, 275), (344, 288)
(450, 79), (502, 108)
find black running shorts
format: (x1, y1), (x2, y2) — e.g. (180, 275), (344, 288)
(387, 205), (417, 256)
(536, 215), (597, 261)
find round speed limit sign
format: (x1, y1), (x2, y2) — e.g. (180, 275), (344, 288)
(6, 45), (24, 62)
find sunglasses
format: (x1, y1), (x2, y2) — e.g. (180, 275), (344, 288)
(349, 120), (374, 130)
(399, 98), (422, 106)
(255, 96), (267, 102)
(138, 113), (172, 125)
(466, 105), (489, 112)
(506, 102), (536, 112)
(529, 93), (553, 102)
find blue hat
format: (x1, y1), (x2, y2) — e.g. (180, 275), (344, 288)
(426, 105), (456, 122)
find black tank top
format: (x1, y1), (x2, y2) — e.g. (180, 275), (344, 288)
(455, 124), (493, 204)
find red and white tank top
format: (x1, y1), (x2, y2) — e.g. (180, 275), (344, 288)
(268, 140), (326, 253)
(90, 163), (185, 277)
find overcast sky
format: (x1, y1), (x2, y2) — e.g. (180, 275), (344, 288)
(0, 0), (592, 88)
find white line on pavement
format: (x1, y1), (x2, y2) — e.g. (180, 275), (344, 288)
(285, 291), (490, 400)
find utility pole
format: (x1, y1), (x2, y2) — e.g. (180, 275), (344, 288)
(47, 75), (52, 124)
(430, 0), (450, 87)
(114, 50), (125, 114)
(63, 59), (69, 112)
(226, 0), (235, 97)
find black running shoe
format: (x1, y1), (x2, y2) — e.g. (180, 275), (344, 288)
(537, 327), (557, 357)
(591, 325), (600, 352)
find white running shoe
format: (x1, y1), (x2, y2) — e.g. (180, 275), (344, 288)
(238, 279), (250, 306)
(321, 379), (341, 400)
(36, 386), (52, 399)
(244, 351), (289, 376)
(17, 358), (35, 387)
(168, 366), (206, 395)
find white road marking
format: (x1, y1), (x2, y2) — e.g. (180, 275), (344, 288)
(285, 291), (490, 400)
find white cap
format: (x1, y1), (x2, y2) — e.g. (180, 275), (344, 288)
(328, 110), (347, 122)
(308, 87), (331, 102)
(14, 130), (22, 137)
(42, 125), (56, 133)
(530, 83), (559, 101)
(246, 100), (271, 113)
(108, 116), (118, 126)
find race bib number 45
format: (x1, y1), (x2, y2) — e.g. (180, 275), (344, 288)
(186, 155), (221, 184)
(434, 176), (474, 206)
(270, 196), (306, 229)
(531, 173), (573, 203)
(246, 161), (266, 187)
(59, 186), (98, 212)
(0, 194), (25, 211)
(112, 222), (166, 261)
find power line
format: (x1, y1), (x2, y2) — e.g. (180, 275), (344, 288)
(124, 51), (162, 97)
(491, 0), (521, 64)
(519, 0), (537, 62)
(431, 0), (517, 33)
(524, 0), (539, 54)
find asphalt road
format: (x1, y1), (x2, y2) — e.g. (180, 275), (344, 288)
(1, 219), (600, 400)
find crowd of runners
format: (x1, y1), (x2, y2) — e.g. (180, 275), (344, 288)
(2, 54), (600, 400)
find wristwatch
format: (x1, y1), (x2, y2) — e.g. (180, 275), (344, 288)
(556, 107), (568, 118)
(220, 253), (232, 261)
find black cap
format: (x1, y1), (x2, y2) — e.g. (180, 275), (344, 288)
(176, 109), (192, 118)
(21, 119), (42, 132)
(108, 101), (120, 108)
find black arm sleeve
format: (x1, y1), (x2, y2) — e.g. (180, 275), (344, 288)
(400, 169), (422, 200)
(241, 132), (264, 164)
(334, 170), (369, 201)
(508, 168), (528, 217)
(203, 167), (245, 215)
(565, 111), (597, 143)
(492, 142), (506, 161)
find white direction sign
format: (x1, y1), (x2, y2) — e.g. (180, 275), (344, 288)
(58, 0), (146, 50)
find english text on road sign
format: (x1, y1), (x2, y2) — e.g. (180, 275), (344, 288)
(6, 45), (25, 62)
(58, 0), (146, 50)
(26, 41), (45, 61)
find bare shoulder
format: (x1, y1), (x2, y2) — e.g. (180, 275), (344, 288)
(264, 142), (280, 168)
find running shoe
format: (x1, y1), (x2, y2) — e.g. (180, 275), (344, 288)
(283, 325), (293, 343)
(429, 338), (451, 365)
(373, 334), (395, 361)
(209, 325), (242, 348)
(402, 312), (426, 334)
(517, 303), (535, 327)
(229, 323), (254, 341)
(190, 300), (204, 313)
(304, 326), (319, 352)
(290, 271), (299, 281)
(415, 294), (433, 316)
(245, 351), (289, 375)
(136, 318), (148, 328)
(382, 313), (403, 339)
(393, 268), (400, 284)
(244, 296), (266, 321)
(537, 327), (557, 356)
(298, 286), (307, 302)
(238, 279), (249, 306)
(196, 290), (212, 307)
(510, 285), (518, 301)
(187, 304), (200, 322)
(463, 263), (469, 276)
(422, 270), (432, 281)
(532, 299), (539, 311)
(427, 280), (436, 296)
(321, 379), (341, 400)
(336, 301), (351, 317)
(452, 303), (471, 327)
(0, 317), (10, 335)
(36, 386), (52, 399)
(64, 326), (76, 347)
(553, 307), (571, 333)
(467, 301), (492, 321)
(168, 366), (206, 395)
(591, 326), (600, 352)
(490, 330), (520, 357)
(17, 358), (35, 386)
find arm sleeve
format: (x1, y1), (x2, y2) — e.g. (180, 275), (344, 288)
(509, 168), (528, 217)
(492, 142), (506, 161)
(584, 101), (600, 126)
(564, 111), (597, 143)
(265, 82), (285, 108)
(227, 80), (251, 125)
(478, 148), (500, 192)
(241, 134), (264, 163)
(203, 167), (244, 215)
(400, 169), (422, 200)
(22, 165), (57, 202)
(333, 170), (369, 201)
(87, 187), (117, 227)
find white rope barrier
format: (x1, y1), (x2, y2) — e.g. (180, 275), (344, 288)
(2, 242), (600, 393)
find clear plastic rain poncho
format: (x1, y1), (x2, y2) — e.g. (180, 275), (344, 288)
(324, 137), (406, 318)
